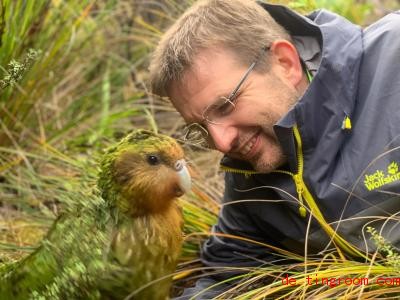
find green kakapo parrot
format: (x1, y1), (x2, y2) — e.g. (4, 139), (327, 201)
(0, 130), (191, 299)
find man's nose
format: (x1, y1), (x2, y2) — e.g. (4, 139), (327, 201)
(207, 123), (236, 153)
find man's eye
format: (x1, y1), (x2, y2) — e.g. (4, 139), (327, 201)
(215, 99), (235, 116)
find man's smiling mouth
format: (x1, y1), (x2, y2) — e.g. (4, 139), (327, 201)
(235, 130), (261, 159)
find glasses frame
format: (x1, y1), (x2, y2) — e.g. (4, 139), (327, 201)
(183, 45), (270, 146)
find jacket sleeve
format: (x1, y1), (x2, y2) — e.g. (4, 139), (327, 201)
(175, 172), (284, 299)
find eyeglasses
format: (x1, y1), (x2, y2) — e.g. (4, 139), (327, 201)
(183, 46), (270, 147)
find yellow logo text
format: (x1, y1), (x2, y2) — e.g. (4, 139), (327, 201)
(364, 162), (400, 191)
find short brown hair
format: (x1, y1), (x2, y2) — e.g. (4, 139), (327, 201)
(149, 0), (291, 97)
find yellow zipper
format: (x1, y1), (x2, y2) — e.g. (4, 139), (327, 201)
(219, 165), (261, 178)
(220, 125), (368, 259)
(220, 163), (307, 217)
(292, 125), (367, 259)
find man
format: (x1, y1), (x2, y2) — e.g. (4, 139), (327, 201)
(149, 0), (400, 298)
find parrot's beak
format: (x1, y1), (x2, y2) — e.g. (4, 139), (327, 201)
(174, 159), (192, 195)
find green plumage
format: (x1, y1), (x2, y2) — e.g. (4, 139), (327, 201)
(0, 130), (188, 299)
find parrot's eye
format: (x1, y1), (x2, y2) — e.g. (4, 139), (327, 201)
(147, 155), (160, 165)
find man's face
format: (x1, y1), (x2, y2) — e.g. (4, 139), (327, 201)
(169, 46), (302, 173)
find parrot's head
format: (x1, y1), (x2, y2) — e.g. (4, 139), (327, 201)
(98, 130), (191, 216)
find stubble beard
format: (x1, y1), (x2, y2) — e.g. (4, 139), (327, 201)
(251, 78), (301, 173)
(252, 145), (287, 173)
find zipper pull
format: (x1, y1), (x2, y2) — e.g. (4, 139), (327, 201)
(299, 205), (307, 218)
(342, 115), (352, 130)
(294, 174), (307, 218)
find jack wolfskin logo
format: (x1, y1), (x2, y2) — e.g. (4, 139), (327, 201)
(388, 162), (398, 175)
(364, 161), (400, 191)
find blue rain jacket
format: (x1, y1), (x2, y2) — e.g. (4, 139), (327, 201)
(178, 3), (400, 299)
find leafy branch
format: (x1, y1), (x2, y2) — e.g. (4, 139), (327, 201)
(0, 48), (41, 91)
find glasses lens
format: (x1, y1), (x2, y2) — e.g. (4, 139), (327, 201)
(183, 124), (209, 146)
(204, 97), (236, 124)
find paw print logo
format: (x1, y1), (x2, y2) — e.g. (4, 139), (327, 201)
(388, 162), (398, 175)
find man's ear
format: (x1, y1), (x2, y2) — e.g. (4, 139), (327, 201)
(269, 40), (305, 89)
